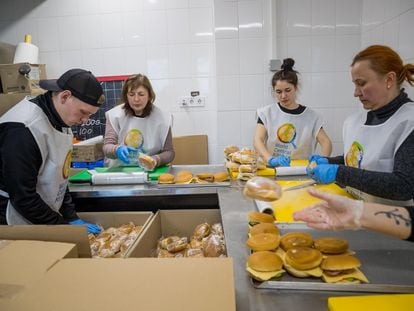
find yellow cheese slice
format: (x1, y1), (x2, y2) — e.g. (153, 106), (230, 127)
(322, 268), (369, 283)
(246, 266), (285, 281)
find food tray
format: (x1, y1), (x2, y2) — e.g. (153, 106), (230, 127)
(251, 223), (414, 293)
(156, 164), (231, 188)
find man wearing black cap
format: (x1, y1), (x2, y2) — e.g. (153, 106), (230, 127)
(0, 68), (104, 234)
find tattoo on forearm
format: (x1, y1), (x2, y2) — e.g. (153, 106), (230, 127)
(374, 209), (412, 227)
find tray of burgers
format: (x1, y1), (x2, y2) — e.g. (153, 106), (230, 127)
(156, 164), (231, 188)
(245, 212), (414, 293)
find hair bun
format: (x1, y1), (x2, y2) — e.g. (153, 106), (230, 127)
(281, 58), (295, 71)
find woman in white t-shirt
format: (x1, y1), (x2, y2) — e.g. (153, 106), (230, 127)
(103, 74), (175, 168)
(254, 58), (332, 167)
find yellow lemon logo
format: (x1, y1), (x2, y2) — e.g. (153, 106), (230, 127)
(62, 150), (72, 179)
(277, 123), (297, 148)
(124, 129), (143, 148)
(345, 141), (363, 168)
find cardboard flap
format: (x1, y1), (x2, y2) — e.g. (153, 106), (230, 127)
(0, 225), (91, 258)
(7, 258), (236, 311)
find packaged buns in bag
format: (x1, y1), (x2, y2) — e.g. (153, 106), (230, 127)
(138, 152), (157, 171)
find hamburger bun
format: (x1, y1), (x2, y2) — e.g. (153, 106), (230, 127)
(224, 145), (240, 156)
(321, 255), (369, 283)
(175, 171), (193, 184)
(246, 233), (280, 251)
(248, 211), (275, 227)
(314, 237), (349, 255)
(284, 247), (323, 278)
(280, 232), (313, 251)
(196, 173), (215, 182)
(238, 172), (255, 181)
(138, 153), (156, 170)
(214, 171), (230, 182)
(246, 251), (285, 281)
(243, 177), (282, 202)
(249, 222), (280, 236)
(239, 164), (254, 173)
(158, 173), (175, 184)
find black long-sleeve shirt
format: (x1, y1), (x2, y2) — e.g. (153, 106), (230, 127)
(328, 91), (414, 201)
(0, 92), (78, 224)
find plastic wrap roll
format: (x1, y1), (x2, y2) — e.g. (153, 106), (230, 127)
(90, 171), (148, 185)
(275, 166), (307, 176)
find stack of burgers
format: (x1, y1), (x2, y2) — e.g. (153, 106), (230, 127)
(245, 212), (369, 284)
(224, 145), (266, 181)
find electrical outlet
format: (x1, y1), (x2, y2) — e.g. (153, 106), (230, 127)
(179, 96), (205, 108)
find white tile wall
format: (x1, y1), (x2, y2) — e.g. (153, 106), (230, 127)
(238, 0), (263, 38)
(1, 0), (413, 164)
(214, 1), (239, 39)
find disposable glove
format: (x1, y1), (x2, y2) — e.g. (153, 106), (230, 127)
(308, 154), (328, 165)
(293, 188), (364, 230)
(116, 145), (138, 164)
(306, 163), (338, 184)
(268, 156), (290, 167)
(69, 218), (102, 234)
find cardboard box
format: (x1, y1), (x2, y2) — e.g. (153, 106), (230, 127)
(0, 63), (46, 93)
(6, 258), (236, 311)
(0, 211), (153, 258)
(0, 88), (44, 117)
(0, 240), (77, 307)
(129, 209), (223, 258)
(72, 136), (104, 162)
(172, 134), (209, 164)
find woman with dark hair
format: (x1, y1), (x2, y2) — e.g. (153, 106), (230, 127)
(103, 74), (174, 168)
(307, 45), (414, 206)
(254, 58), (332, 167)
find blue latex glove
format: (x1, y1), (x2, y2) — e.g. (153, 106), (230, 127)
(69, 218), (102, 234)
(268, 156), (291, 167)
(307, 164), (338, 184)
(116, 145), (138, 164)
(308, 154), (329, 165)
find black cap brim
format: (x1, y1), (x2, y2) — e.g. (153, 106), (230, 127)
(39, 79), (62, 92)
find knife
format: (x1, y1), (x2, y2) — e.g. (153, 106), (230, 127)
(283, 180), (316, 192)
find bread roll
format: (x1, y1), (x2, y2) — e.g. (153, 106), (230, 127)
(158, 173), (175, 184)
(138, 153), (157, 171)
(246, 233), (280, 251)
(314, 237), (349, 254)
(249, 222), (280, 236)
(243, 177), (282, 202)
(280, 232), (313, 251)
(214, 171), (230, 182)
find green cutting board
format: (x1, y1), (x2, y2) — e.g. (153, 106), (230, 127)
(69, 166), (170, 183)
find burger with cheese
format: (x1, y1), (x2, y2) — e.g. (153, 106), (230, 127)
(246, 251), (285, 281)
(321, 255), (369, 283)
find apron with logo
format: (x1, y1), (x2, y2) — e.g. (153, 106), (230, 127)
(0, 99), (73, 224)
(105, 104), (171, 167)
(257, 104), (323, 160)
(343, 103), (414, 206)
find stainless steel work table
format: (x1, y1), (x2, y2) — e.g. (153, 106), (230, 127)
(69, 176), (414, 311)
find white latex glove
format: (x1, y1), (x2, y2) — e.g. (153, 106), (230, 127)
(293, 188), (364, 231)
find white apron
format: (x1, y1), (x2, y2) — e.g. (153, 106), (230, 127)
(343, 102), (414, 206)
(257, 104), (323, 160)
(0, 99), (73, 224)
(105, 104), (171, 167)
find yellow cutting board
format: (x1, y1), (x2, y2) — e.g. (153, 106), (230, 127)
(272, 180), (353, 222)
(231, 159), (309, 178)
(328, 294), (414, 311)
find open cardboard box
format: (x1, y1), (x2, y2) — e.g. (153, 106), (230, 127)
(0, 211), (153, 258)
(0, 240), (77, 308)
(128, 209), (223, 258)
(5, 257), (236, 311)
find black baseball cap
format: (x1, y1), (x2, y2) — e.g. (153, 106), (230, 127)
(39, 68), (104, 107)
